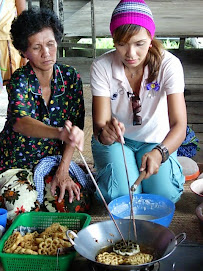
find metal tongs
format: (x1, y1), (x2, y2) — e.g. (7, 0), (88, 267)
(65, 125), (127, 246)
(119, 130), (146, 242)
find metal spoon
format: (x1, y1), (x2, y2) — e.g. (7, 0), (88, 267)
(131, 170), (146, 192)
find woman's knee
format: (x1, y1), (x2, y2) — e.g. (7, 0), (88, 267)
(142, 155), (185, 203)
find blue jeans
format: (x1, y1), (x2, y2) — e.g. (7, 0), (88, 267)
(91, 136), (185, 204)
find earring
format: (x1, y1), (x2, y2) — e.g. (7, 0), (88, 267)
(149, 44), (152, 48)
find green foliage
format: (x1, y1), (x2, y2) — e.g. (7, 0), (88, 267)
(96, 38), (114, 49)
(78, 38), (114, 49)
(77, 37), (203, 50)
(161, 39), (180, 49)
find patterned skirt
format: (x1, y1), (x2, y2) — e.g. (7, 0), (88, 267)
(0, 168), (92, 223)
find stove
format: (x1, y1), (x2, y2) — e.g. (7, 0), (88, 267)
(70, 242), (203, 271)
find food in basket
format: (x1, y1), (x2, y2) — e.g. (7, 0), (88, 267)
(3, 223), (75, 255)
(3, 232), (23, 253)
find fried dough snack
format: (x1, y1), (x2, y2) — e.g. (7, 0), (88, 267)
(96, 251), (153, 266)
(3, 232), (23, 253)
(96, 252), (125, 265)
(125, 252), (153, 265)
(3, 223), (74, 256)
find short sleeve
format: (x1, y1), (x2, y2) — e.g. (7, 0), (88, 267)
(162, 53), (185, 95)
(90, 60), (111, 97)
(6, 73), (32, 125)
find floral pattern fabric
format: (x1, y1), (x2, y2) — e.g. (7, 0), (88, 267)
(0, 169), (40, 222)
(43, 171), (91, 213)
(0, 168), (91, 222)
(0, 62), (85, 173)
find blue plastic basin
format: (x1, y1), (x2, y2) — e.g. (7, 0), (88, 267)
(108, 194), (175, 227)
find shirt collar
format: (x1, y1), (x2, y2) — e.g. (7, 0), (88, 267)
(26, 62), (65, 97)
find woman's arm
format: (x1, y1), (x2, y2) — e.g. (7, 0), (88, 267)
(50, 143), (80, 203)
(162, 92), (187, 153)
(141, 92), (187, 177)
(13, 116), (60, 138)
(15, 0), (26, 15)
(93, 96), (125, 145)
(13, 117), (84, 151)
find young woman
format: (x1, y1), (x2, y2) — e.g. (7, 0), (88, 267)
(91, 0), (187, 204)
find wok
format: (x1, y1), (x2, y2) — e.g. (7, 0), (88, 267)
(67, 219), (186, 270)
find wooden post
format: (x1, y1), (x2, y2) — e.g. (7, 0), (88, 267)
(39, 0), (53, 10)
(54, 0), (64, 31)
(179, 38), (185, 51)
(28, 0), (32, 9)
(91, 0), (96, 58)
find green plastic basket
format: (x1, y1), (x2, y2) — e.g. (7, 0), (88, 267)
(0, 212), (91, 271)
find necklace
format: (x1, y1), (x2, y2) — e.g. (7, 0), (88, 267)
(124, 65), (136, 79)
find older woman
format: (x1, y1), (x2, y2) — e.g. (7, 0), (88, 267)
(0, 8), (91, 221)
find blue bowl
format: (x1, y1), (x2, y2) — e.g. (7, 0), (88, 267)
(108, 194), (175, 227)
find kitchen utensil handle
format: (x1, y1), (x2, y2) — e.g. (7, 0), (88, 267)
(175, 232), (186, 246)
(131, 170), (146, 191)
(66, 230), (78, 246)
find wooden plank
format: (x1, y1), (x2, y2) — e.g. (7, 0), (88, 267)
(191, 125), (203, 134)
(185, 85), (203, 102)
(58, 42), (93, 49)
(186, 102), (203, 124)
(63, 0), (203, 38)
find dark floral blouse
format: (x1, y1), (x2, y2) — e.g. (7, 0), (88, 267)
(0, 62), (85, 173)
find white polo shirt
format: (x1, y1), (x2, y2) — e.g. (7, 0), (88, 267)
(90, 49), (184, 143)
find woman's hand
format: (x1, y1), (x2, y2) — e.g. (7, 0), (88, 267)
(50, 164), (80, 203)
(99, 117), (125, 145)
(140, 149), (162, 179)
(59, 120), (84, 151)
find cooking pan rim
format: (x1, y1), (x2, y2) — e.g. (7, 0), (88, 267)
(71, 219), (186, 270)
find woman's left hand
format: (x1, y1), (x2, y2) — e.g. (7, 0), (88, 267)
(50, 166), (80, 203)
(59, 120), (84, 152)
(140, 149), (162, 178)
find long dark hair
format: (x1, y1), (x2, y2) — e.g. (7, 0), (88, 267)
(113, 24), (163, 83)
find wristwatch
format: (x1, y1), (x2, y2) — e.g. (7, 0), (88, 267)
(154, 143), (169, 163)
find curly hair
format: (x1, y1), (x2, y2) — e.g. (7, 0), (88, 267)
(10, 7), (63, 53)
(113, 24), (163, 83)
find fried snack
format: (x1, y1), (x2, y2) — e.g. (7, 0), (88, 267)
(13, 247), (38, 255)
(39, 223), (67, 239)
(3, 232), (23, 253)
(19, 232), (39, 251)
(113, 240), (140, 256)
(35, 237), (45, 244)
(96, 252), (125, 265)
(96, 251), (153, 266)
(3, 223), (74, 256)
(125, 252), (153, 265)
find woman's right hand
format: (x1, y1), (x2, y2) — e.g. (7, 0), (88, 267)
(58, 120), (84, 151)
(99, 117), (125, 145)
